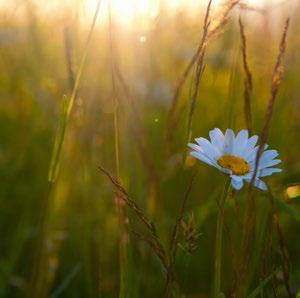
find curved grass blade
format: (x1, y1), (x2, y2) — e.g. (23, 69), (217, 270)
(247, 269), (278, 298)
(50, 264), (81, 298)
(48, 0), (102, 182)
(48, 97), (67, 182)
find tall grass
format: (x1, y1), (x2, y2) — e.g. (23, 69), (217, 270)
(0, 0), (300, 297)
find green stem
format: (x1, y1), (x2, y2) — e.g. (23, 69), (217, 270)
(214, 178), (231, 298)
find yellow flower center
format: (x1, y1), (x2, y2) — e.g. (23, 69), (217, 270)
(217, 155), (250, 176)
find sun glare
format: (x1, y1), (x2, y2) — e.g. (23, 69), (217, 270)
(82, 0), (285, 26)
(0, 0), (288, 28)
(84, 0), (160, 25)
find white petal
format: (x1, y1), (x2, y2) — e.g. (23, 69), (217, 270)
(224, 129), (235, 154)
(188, 143), (203, 152)
(247, 135), (259, 149)
(258, 167), (282, 177)
(230, 174), (243, 181)
(245, 178), (268, 191)
(190, 151), (217, 168)
(260, 149), (279, 162)
(253, 179), (268, 190)
(209, 128), (225, 152)
(246, 144), (269, 163)
(233, 129), (249, 156)
(195, 137), (221, 159)
(259, 159), (281, 169)
(231, 178), (244, 190)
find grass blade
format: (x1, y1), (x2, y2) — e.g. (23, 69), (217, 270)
(48, 97), (68, 182)
(247, 269), (277, 298)
(47, 0), (102, 182)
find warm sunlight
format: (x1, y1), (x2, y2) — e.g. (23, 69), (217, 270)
(82, 0), (286, 26)
(1, 0), (298, 296)
(84, 0), (160, 24)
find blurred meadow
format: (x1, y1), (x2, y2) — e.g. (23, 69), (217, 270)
(1, 0), (300, 297)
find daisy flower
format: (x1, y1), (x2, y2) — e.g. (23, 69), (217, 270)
(188, 128), (282, 191)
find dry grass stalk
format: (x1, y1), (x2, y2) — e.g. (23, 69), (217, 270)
(214, 189), (240, 295)
(64, 26), (75, 91)
(107, 18), (159, 212)
(166, 0), (212, 151)
(166, 0), (240, 154)
(98, 166), (156, 234)
(131, 230), (168, 272)
(107, 4), (129, 294)
(253, 18), (289, 185)
(264, 215), (279, 296)
(98, 166), (168, 271)
(267, 186), (292, 297)
(113, 64), (159, 219)
(238, 17), (253, 134)
(208, 0), (241, 39)
(187, 40), (207, 140)
(236, 18), (290, 296)
(164, 171), (198, 296)
(114, 65), (159, 186)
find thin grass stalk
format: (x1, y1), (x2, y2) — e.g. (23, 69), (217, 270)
(30, 2), (101, 296)
(48, 0), (102, 182)
(166, 0), (212, 154)
(207, 0), (241, 39)
(236, 18), (290, 296)
(166, 0), (241, 155)
(214, 178), (231, 298)
(107, 2), (128, 297)
(27, 182), (53, 297)
(218, 190), (240, 295)
(247, 269), (278, 298)
(164, 171), (198, 297)
(113, 65), (159, 218)
(98, 166), (168, 272)
(226, 42), (240, 129)
(186, 42), (207, 142)
(238, 17), (253, 134)
(114, 66), (158, 184)
(267, 186), (292, 297)
(265, 217), (278, 296)
(251, 18), (289, 188)
(243, 200), (270, 295)
(63, 26), (75, 91)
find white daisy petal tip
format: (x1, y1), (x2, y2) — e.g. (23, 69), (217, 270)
(231, 178), (244, 190)
(187, 128), (282, 191)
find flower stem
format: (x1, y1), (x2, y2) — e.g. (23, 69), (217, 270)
(214, 178), (231, 298)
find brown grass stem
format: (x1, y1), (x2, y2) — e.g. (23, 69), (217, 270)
(63, 26), (75, 92)
(98, 166), (168, 273)
(238, 17), (253, 134)
(267, 186), (292, 297)
(214, 178), (231, 298)
(208, 0), (241, 39)
(166, 0), (212, 153)
(166, 0), (240, 155)
(236, 18), (290, 296)
(164, 170), (198, 297)
(107, 3), (128, 296)
(252, 18), (289, 188)
(113, 65), (159, 187)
